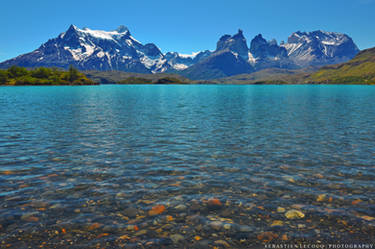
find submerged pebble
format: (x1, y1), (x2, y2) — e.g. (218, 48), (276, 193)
(214, 239), (231, 247)
(238, 225), (252, 232)
(170, 234), (184, 243)
(271, 220), (284, 227)
(209, 221), (223, 231)
(207, 198), (222, 210)
(223, 223), (231, 230)
(285, 210), (305, 219)
(123, 207), (138, 218)
(174, 204), (187, 211)
(277, 207), (286, 213)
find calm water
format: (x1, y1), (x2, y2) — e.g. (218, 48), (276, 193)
(0, 85), (374, 248)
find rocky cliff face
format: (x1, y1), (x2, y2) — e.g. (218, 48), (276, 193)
(216, 29), (249, 60)
(249, 34), (295, 70)
(250, 34), (287, 59)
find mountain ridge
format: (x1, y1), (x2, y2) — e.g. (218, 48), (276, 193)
(0, 25), (361, 80)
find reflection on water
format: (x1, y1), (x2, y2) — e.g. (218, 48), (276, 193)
(0, 85), (374, 248)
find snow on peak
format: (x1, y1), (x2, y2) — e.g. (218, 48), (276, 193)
(289, 30), (348, 45)
(80, 27), (130, 40)
(177, 52), (200, 58)
(56, 25), (171, 72)
(315, 30), (342, 36)
(62, 25), (132, 42)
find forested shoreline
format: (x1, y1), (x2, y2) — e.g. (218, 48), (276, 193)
(0, 66), (96, 85)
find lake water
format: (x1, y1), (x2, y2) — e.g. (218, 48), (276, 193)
(0, 85), (374, 248)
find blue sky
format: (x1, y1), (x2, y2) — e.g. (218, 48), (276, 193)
(0, 0), (374, 61)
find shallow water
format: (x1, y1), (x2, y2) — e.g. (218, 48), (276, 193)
(0, 85), (374, 248)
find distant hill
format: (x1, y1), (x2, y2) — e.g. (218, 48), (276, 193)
(85, 70), (192, 84)
(213, 67), (316, 84)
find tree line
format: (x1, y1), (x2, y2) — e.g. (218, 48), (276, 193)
(0, 65), (96, 85)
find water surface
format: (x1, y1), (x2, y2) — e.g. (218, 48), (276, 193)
(0, 85), (374, 248)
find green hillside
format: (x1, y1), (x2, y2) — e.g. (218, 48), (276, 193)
(214, 68), (316, 84)
(307, 47), (375, 84)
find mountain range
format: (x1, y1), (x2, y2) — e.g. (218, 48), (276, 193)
(0, 25), (360, 80)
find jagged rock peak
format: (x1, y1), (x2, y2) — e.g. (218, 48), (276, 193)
(68, 24), (78, 31)
(250, 34), (287, 59)
(218, 29), (245, 42)
(216, 29), (249, 60)
(233, 29), (245, 39)
(64, 24), (79, 36)
(251, 34), (267, 46)
(115, 25), (130, 34)
(269, 39), (278, 46)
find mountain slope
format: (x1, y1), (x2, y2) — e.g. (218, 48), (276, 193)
(181, 49), (254, 80)
(213, 67), (316, 84)
(180, 30), (254, 80)
(307, 47), (375, 84)
(164, 50), (212, 71)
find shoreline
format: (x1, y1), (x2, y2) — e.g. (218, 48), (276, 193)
(1, 82), (374, 86)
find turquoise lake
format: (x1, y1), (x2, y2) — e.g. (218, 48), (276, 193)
(0, 85), (374, 248)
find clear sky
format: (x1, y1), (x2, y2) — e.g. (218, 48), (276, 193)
(1, 0), (375, 61)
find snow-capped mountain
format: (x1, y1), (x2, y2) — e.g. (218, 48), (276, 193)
(0, 25), (360, 80)
(281, 31), (360, 67)
(0, 25), (169, 73)
(181, 30), (359, 79)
